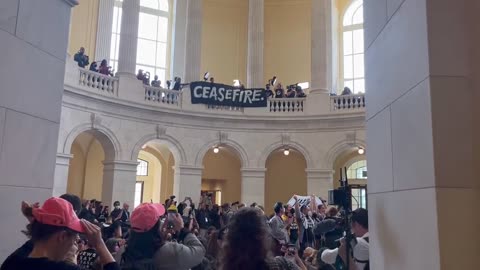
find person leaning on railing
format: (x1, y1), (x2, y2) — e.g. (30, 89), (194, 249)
(99, 60), (114, 76)
(74, 47), (89, 68)
(296, 86), (306, 98)
(265, 84), (274, 98)
(274, 83), (285, 98)
(341, 87), (352, 95)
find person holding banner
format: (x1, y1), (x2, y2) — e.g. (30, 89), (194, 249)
(293, 195), (315, 256)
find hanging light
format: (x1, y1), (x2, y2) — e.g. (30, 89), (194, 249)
(358, 147), (365, 155)
(213, 146), (220, 154)
(283, 148), (290, 156)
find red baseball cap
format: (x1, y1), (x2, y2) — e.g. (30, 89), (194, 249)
(32, 197), (84, 233)
(130, 203), (166, 232)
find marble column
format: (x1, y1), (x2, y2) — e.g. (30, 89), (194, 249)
(117, 0), (140, 76)
(102, 160), (138, 209)
(174, 165), (203, 204)
(0, 0), (78, 261)
(183, 0), (203, 83)
(95, 0), (115, 61)
(241, 168), (266, 207)
(310, 0), (332, 93)
(246, 0), (264, 88)
(52, 153), (73, 197)
(305, 169), (333, 200)
(170, 0), (188, 80)
(365, 0), (479, 268)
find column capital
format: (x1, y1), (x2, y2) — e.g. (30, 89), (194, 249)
(305, 169), (334, 179)
(178, 165), (203, 176)
(241, 167), (266, 177)
(56, 153), (73, 164)
(103, 160), (139, 172)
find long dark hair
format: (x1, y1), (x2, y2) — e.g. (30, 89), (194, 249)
(122, 219), (164, 262)
(219, 207), (270, 270)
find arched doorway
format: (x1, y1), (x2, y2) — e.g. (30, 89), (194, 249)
(135, 141), (177, 207)
(201, 146), (242, 205)
(265, 148), (307, 215)
(67, 130), (116, 201)
(333, 147), (367, 209)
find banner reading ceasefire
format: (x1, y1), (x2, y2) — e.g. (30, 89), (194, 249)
(190, 81), (267, 108)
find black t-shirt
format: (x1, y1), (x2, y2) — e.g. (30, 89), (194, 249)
(77, 248), (98, 270)
(1, 257), (79, 270)
(0, 240), (34, 270)
(275, 89), (283, 98)
(266, 89), (274, 98)
(1, 257), (120, 270)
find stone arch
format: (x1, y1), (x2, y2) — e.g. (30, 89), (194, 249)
(325, 138), (366, 169)
(258, 140), (314, 168)
(345, 155), (367, 169)
(130, 133), (187, 165)
(63, 123), (121, 160)
(195, 139), (249, 168)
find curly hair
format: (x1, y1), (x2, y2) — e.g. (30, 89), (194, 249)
(219, 207), (271, 270)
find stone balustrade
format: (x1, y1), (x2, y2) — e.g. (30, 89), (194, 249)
(67, 62), (365, 117)
(144, 86), (182, 107)
(78, 69), (118, 95)
(330, 94), (366, 111)
(268, 98), (305, 113)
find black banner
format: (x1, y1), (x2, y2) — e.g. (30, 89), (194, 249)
(190, 81), (267, 107)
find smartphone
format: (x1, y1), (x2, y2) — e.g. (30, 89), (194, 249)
(287, 244), (296, 257)
(167, 212), (176, 229)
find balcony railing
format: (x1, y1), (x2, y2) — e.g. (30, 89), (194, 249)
(79, 69), (118, 95)
(331, 94), (366, 111)
(268, 98), (305, 113)
(66, 63), (365, 116)
(144, 86), (182, 107)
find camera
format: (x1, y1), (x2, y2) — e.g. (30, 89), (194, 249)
(328, 168), (352, 209)
(327, 167), (356, 269)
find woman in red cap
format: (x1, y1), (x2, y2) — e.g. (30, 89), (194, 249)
(120, 202), (205, 270)
(0, 197), (119, 270)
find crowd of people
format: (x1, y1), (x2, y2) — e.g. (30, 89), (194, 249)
(1, 190), (368, 270)
(74, 47), (114, 77)
(75, 48), (309, 99)
(136, 69), (183, 91)
(265, 83), (307, 99)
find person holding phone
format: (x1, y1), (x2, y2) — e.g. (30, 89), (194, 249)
(119, 203), (205, 270)
(282, 244), (306, 270)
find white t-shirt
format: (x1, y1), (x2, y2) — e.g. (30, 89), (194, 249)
(321, 232), (369, 270)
